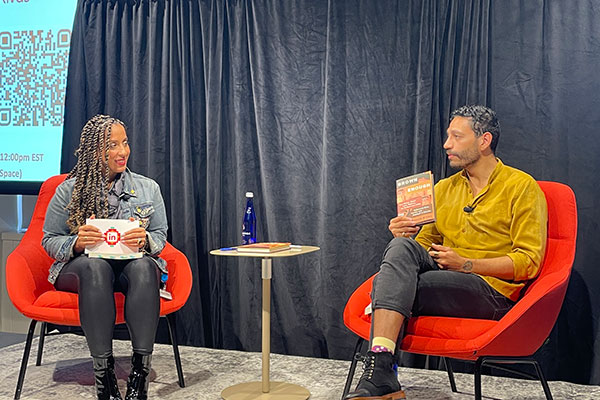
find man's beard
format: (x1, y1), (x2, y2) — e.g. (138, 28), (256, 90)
(448, 146), (480, 169)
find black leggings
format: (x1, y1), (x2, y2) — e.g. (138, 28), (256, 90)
(55, 255), (160, 358)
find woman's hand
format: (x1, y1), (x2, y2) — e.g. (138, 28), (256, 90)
(122, 217), (147, 250)
(74, 215), (103, 254)
(389, 215), (420, 238)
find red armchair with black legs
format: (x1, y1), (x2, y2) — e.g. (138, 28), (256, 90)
(5, 174), (193, 400)
(342, 181), (577, 400)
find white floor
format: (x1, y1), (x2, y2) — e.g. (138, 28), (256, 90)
(0, 334), (597, 399)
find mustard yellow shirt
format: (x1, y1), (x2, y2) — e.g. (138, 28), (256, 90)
(415, 160), (548, 302)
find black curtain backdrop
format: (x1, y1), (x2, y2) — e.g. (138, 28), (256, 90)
(61, 0), (600, 384)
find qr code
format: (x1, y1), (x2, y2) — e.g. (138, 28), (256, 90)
(0, 29), (71, 127)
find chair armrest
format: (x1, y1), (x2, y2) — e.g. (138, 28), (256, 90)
(6, 243), (55, 313)
(158, 242), (193, 311)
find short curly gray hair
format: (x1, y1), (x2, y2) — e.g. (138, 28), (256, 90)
(450, 105), (500, 152)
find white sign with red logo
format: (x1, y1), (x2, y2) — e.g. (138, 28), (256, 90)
(84, 218), (143, 260)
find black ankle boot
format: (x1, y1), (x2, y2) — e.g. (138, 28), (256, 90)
(344, 351), (405, 400)
(93, 356), (122, 400)
(125, 353), (152, 400)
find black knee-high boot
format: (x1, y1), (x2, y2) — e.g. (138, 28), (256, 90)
(125, 353), (152, 400)
(93, 355), (122, 400)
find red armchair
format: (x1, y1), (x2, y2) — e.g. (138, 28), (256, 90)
(5, 174), (193, 400)
(342, 181), (577, 400)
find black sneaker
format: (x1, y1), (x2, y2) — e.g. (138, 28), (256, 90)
(344, 351), (406, 400)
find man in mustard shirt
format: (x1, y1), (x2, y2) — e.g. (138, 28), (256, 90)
(344, 105), (548, 400)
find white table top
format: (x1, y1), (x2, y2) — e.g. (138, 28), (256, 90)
(210, 245), (319, 258)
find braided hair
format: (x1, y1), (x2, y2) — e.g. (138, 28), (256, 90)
(65, 114), (126, 233)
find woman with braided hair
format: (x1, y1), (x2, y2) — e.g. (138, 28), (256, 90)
(42, 114), (168, 400)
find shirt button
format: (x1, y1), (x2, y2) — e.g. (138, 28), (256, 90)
(462, 228), (466, 233)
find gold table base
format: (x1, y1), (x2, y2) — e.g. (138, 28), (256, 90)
(221, 381), (310, 399)
(211, 246), (320, 400)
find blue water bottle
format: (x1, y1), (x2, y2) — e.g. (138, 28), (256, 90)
(242, 192), (256, 244)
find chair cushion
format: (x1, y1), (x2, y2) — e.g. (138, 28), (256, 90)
(406, 316), (497, 340)
(357, 313), (497, 341)
(33, 291), (78, 309)
(34, 291), (126, 309)
(359, 313), (497, 340)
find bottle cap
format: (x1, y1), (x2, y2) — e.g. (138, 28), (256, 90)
(245, 192), (254, 198)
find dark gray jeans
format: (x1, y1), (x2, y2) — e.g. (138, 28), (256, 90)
(372, 237), (515, 322)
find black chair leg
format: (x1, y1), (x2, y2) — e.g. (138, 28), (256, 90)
(36, 322), (47, 366)
(165, 313), (185, 388)
(533, 360), (553, 400)
(341, 337), (365, 400)
(442, 357), (457, 392)
(14, 320), (37, 400)
(477, 356), (553, 400)
(474, 357), (484, 400)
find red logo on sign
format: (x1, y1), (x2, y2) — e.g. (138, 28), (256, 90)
(105, 228), (121, 246)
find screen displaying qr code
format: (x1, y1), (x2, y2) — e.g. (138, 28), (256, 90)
(0, 28), (71, 127)
(0, 1), (77, 187)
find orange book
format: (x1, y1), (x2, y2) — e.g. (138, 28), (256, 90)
(236, 242), (291, 253)
(396, 171), (436, 225)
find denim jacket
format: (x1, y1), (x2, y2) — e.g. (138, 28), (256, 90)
(42, 169), (168, 284)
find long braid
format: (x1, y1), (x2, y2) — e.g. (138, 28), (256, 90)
(65, 114), (126, 233)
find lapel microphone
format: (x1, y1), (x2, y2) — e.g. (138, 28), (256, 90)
(463, 205), (475, 213)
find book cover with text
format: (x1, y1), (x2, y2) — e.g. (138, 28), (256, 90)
(396, 171), (436, 225)
(236, 242), (291, 253)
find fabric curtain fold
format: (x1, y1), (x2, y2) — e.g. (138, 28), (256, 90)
(62, 0), (600, 384)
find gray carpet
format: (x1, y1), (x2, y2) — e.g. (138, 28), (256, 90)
(0, 335), (597, 399)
